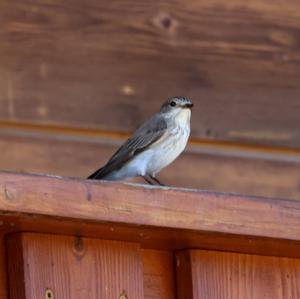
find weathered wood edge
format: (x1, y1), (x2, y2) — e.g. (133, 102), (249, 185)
(0, 172), (299, 243)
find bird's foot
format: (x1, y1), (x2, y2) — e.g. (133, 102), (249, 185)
(142, 175), (165, 186)
(142, 175), (154, 185)
(149, 175), (165, 186)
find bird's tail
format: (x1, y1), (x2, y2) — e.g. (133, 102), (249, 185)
(87, 167), (105, 180)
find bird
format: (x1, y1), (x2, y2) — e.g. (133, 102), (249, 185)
(87, 96), (193, 185)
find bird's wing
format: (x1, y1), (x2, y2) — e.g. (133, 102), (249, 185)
(87, 114), (167, 179)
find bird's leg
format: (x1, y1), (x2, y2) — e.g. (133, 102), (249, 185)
(150, 175), (165, 186)
(142, 175), (154, 185)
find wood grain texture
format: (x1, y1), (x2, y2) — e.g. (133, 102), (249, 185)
(176, 250), (300, 299)
(1, 213), (300, 258)
(1, 131), (300, 200)
(0, 0), (300, 147)
(7, 233), (143, 299)
(141, 249), (175, 299)
(0, 172), (300, 243)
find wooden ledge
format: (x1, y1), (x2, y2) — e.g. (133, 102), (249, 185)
(0, 172), (300, 257)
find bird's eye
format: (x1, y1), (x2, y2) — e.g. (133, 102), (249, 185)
(170, 101), (176, 107)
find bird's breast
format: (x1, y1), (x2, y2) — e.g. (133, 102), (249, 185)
(146, 123), (190, 175)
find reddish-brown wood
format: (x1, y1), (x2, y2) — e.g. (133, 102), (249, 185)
(6, 234), (25, 299)
(141, 249), (175, 299)
(0, 235), (8, 299)
(0, 0), (300, 147)
(175, 250), (193, 299)
(176, 250), (300, 299)
(1, 213), (300, 258)
(1, 174), (300, 299)
(1, 131), (300, 200)
(0, 172), (299, 258)
(7, 233), (144, 299)
(0, 172), (299, 243)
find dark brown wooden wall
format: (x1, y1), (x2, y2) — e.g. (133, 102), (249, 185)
(0, 0), (300, 199)
(1, 0), (300, 145)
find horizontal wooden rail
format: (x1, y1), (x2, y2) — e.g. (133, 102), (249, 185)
(0, 172), (300, 258)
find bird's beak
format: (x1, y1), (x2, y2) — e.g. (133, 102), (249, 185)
(185, 103), (194, 109)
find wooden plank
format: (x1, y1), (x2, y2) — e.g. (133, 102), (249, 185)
(0, 235), (8, 299)
(1, 213), (300, 258)
(175, 250), (193, 299)
(7, 233), (144, 299)
(0, 172), (300, 244)
(6, 234), (25, 299)
(176, 250), (300, 299)
(141, 249), (175, 299)
(0, 0), (300, 147)
(1, 131), (300, 201)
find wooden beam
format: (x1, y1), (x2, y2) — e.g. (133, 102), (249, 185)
(1, 172), (300, 241)
(0, 0), (300, 147)
(1, 213), (300, 258)
(0, 172), (300, 259)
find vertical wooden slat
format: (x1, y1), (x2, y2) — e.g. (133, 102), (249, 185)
(0, 234), (8, 299)
(176, 250), (300, 299)
(175, 251), (194, 299)
(141, 249), (175, 299)
(7, 233), (144, 299)
(7, 234), (25, 299)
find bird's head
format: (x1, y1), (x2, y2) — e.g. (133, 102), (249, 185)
(160, 96), (193, 116)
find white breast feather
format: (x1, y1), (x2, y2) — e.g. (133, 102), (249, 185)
(146, 108), (191, 175)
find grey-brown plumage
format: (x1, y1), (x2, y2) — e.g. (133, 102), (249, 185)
(88, 96), (193, 184)
(88, 114), (167, 179)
